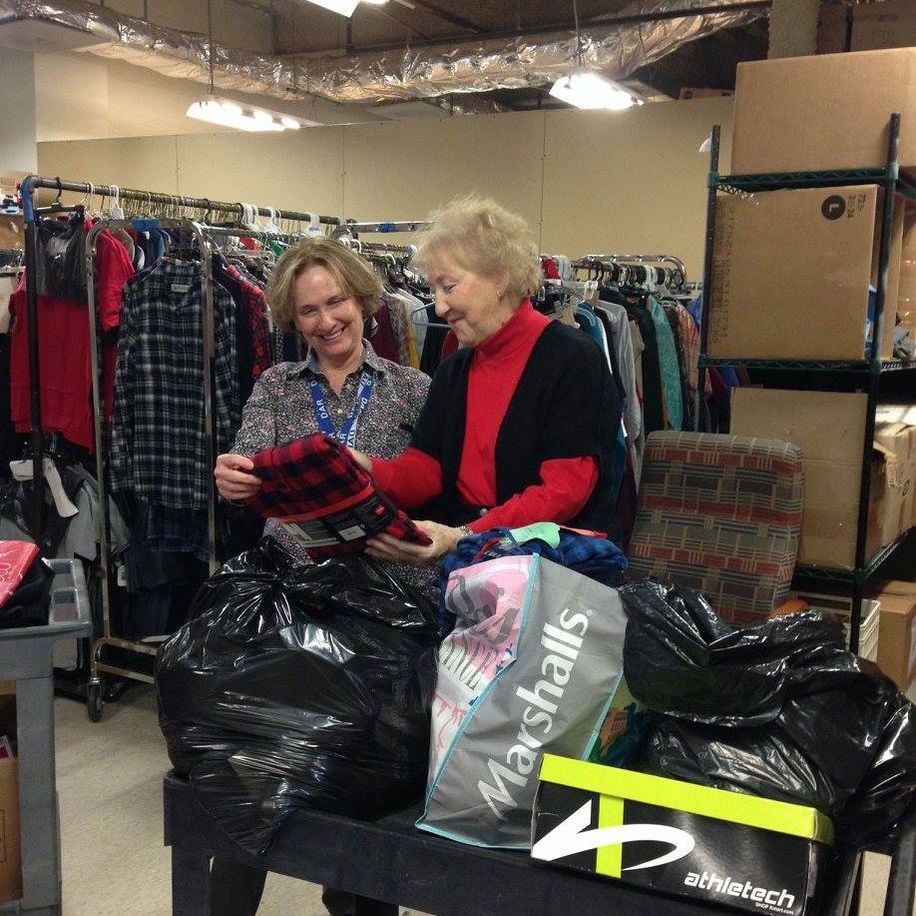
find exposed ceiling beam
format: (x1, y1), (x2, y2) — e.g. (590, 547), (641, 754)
(405, 0), (487, 33)
(282, 1), (770, 57)
(363, 3), (434, 41)
(223, 0), (275, 15)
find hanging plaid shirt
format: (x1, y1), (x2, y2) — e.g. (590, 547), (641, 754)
(109, 257), (241, 509)
(214, 258), (271, 380)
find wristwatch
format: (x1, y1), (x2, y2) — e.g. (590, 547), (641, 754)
(458, 525), (473, 540)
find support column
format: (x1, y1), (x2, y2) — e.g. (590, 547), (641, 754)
(0, 48), (38, 174)
(768, 0), (821, 59)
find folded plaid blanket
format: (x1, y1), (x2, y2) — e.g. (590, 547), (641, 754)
(245, 433), (431, 558)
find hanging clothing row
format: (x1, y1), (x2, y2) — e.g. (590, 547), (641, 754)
(533, 253), (744, 545)
(10, 176), (347, 717)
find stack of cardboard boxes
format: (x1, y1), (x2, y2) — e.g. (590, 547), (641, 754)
(0, 682), (20, 905)
(716, 48), (916, 688)
(875, 580), (916, 692)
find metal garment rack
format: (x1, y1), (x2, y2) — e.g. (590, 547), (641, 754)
(572, 253), (689, 292)
(18, 176), (341, 721)
(695, 114), (916, 653)
(337, 219), (431, 235)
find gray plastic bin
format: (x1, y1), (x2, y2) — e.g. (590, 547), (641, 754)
(0, 559), (91, 915)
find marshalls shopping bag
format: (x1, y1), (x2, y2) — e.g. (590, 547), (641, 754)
(417, 553), (629, 848)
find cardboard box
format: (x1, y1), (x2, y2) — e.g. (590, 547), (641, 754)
(873, 581), (916, 690)
(0, 215), (22, 253)
(532, 755), (832, 916)
(900, 207), (916, 340)
(731, 389), (914, 569)
(873, 410), (916, 540)
(876, 405), (916, 529)
(709, 186), (904, 361)
(0, 759), (21, 904)
(787, 591), (881, 660)
(818, 1), (916, 54)
(678, 87), (733, 101)
(731, 49), (916, 176)
(852, 0), (916, 52)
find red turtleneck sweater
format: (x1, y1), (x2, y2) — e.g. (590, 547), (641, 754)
(372, 301), (598, 533)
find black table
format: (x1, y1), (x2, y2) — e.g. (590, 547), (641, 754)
(163, 773), (913, 916)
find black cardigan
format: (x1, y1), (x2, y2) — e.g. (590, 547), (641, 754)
(411, 320), (622, 539)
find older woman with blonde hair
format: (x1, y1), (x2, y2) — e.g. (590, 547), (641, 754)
(355, 195), (621, 566)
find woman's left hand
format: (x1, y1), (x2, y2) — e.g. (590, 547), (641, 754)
(366, 520), (465, 567)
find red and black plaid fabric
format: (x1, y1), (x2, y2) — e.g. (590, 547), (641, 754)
(246, 433), (432, 558)
(223, 263), (271, 379)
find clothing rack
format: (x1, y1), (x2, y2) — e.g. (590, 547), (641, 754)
(19, 176), (341, 229)
(352, 241), (418, 258)
(83, 218), (208, 710)
(16, 175), (345, 722)
(337, 219), (431, 235)
(18, 175), (341, 551)
(572, 253), (688, 292)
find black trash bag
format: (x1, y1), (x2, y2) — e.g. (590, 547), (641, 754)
(156, 538), (439, 855)
(622, 580), (916, 849)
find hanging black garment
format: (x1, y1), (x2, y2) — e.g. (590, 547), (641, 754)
(36, 213), (87, 302)
(419, 305), (449, 376)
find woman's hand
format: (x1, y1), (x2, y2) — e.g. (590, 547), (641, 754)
(348, 448), (374, 473)
(366, 520), (464, 567)
(215, 453), (262, 501)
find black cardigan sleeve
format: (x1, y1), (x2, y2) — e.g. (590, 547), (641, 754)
(526, 327), (622, 537)
(538, 334), (619, 463)
(409, 350), (470, 467)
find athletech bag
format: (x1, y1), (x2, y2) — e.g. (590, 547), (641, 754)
(417, 553), (630, 848)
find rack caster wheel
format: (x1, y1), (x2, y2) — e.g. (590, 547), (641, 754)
(87, 682), (104, 722)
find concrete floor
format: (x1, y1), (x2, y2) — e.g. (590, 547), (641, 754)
(54, 686), (902, 916)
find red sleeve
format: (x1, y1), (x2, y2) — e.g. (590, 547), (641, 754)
(97, 233), (135, 332)
(466, 456), (599, 533)
(372, 446), (444, 510)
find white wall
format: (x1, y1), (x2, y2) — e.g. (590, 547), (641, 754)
(0, 49), (38, 172)
(96, 0), (274, 55)
(37, 97), (733, 277)
(33, 51), (388, 142)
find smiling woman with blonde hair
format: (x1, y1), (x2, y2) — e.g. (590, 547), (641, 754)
(351, 195), (623, 565)
(210, 237), (431, 916)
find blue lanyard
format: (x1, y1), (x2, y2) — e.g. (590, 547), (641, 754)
(309, 369), (376, 449)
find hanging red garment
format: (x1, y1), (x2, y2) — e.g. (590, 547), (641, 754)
(9, 272), (94, 451)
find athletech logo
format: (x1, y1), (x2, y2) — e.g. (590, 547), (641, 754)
(531, 800), (696, 871)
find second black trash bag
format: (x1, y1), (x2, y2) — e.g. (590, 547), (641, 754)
(621, 580), (916, 849)
(156, 538), (439, 855)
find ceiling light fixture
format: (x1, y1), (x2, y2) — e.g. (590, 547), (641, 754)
(185, 0), (308, 131)
(549, 72), (640, 111)
(186, 97), (313, 131)
(297, 0), (388, 17)
(187, 1), (311, 131)
(550, 0), (640, 112)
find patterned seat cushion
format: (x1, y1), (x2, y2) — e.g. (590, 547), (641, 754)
(626, 431), (804, 623)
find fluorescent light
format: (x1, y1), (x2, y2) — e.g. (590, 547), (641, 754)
(298, 0), (361, 16)
(549, 72), (640, 111)
(360, 0), (390, 4)
(186, 97), (314, 132)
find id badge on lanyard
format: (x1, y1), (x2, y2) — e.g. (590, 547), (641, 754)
(309, 369), (375, 449)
